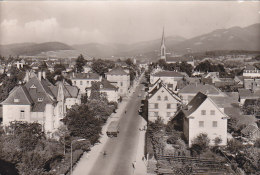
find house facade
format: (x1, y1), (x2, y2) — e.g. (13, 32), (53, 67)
(1, 72), (81, 134)
(243, 65), (260, 78)
(86, 78), (119, 102)
(71, 72), (101, 94)
(182, 92), (229, 147)
(106, 67), (130, 97)
(148, 82), (182, 124)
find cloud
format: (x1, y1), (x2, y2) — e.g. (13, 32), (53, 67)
(0, 18), (106, 45)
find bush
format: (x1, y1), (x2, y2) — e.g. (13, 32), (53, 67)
(190, 133), (210, 156)
(227, 139), (243, 154)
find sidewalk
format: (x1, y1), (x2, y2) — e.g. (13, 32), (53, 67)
(72, 74), (143, 175)
(133, 117), (148, 175)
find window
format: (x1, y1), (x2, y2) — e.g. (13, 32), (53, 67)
(80, 81), (83, 85)
(154, 112), (159, 116)
(14, 98), (20, 103)
(213, 121), (218, 127)
(201, 110), (206, 115)
(167, 104), (171, 109)
(210, 110), (215, 115)
(121, 82), (123, 86)
(87, 81), (89, 85)
(157, 96), (161, 101)
(20, 110), (25, 119)
(167, 112), (171, 117)
(154, 103), (158, 109)
(199, 121), (204, 127)
(38, 98), (43, 102)
(74, 81), (76, 85)
(164, 96), (168, 101)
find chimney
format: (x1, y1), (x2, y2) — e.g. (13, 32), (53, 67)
(42, 71), (46, 79)
(25, 70), (30, 82)
(38, 71), (42, 81)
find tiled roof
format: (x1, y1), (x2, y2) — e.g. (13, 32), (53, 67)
(1, 86), (33, 105)
(71, 72), (100, 79)
(183, 92), (207, 117)
(237, 115), (257, 127)
(2, 75), (80, 112)
(98, 78), (118, 90)
(152, 71), (183, 78)
(238, 89), (259, 99)
(179, 84), (224, 95)
(106, 67), (128, 76)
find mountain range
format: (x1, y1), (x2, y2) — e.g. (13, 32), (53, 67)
(0, 23), (259, 58)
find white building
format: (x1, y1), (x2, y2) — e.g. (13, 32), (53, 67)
(106, 67), (130, 97)
(148, 82), (182, 124)
(86, 78), (119, 102)
(1, 72), (81, 134)
(180, 92), (229, 147)
(71, 72), (101, 94)
(243, 65), (260, 78)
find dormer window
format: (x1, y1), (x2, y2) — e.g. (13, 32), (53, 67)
(14, 98), (20, 103)
(38, 98), (44, 102)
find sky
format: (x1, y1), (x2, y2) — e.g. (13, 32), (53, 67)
(0, 1), (260, 45)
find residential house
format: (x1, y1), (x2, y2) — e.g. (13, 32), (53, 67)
(243, 65), (260, 78)
(238, 89), (260, 105)
(178, 92), (229, 146)
(106, 67), (130, 97)
(179, 84), (227, 104)
(241, 123), (260, 141)
(150, 71), (185, 91)
(148, 82), (182, 124)
(234, 76), (244, 87)
(71, 72), (101, 94)
(86, 78), (119, 102)
(1, 71), (81, 134)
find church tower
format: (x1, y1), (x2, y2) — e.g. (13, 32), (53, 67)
(160, 27), (166, 61)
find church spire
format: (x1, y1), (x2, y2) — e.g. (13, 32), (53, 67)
(160, 27), (166, 60)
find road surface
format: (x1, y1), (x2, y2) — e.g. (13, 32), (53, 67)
(88, 81), (145, 175)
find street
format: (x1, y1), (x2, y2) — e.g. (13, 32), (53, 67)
(88, 82), (144, 175)
(72, 76), (146, 175)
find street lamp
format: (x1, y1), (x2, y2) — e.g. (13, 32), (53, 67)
(71, 138), (86, 175)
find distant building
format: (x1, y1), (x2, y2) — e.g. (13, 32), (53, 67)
(150, 71), (185, 91)
(71, 72), (101, 94)
(1, 71), (81, 134)
(166, 57), (195, 67)
(243, 65), (260, 78)
(179, 84), (227, 104)
(106, 67), (130, 97)
(176, 92), (229, 147)
(148, 82), (182, 124)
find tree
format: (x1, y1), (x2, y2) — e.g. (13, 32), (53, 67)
(91, 59), (115, 76)
(62, 105), (103, 144)
(75, 54), (86, 73)
(179, 61), (193, 76)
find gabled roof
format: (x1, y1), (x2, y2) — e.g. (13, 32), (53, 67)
(50, 81), (79, 98)
(98, 78), (118, 90)
(241, 123), (260, 137)
(71, 72), (100, 79)
(106, 67), (128, 76)
(179, 84), (225, 96)
(182, 92), (229, 119)
(1, 86), (33, 105)
(152, 71), (183, 78)
(238, 89), (259, 99)
(148, 82), (181, 102)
